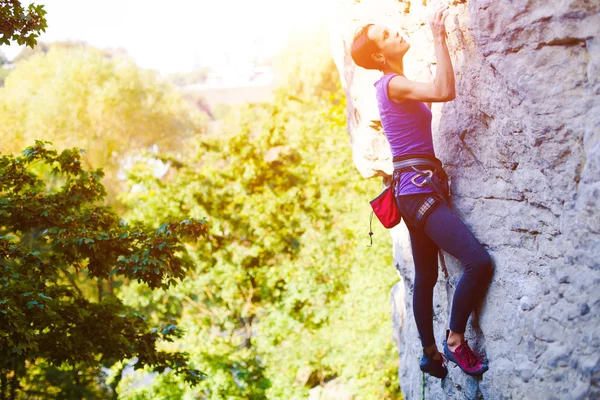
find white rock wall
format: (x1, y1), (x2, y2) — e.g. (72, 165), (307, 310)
(331, 0), (600, 398)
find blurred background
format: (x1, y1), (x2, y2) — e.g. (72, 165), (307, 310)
(0, 1), (401, 399)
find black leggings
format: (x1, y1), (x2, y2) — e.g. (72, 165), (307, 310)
(395, 193), (494, 348)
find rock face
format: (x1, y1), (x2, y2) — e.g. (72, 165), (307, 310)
(331, 0), (600, 398)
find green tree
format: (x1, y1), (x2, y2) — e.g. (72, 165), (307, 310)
(0, 45), (208, 209)
(271, 23), (340, 101)
(114, 73), (400, 398)
(0, 0), (47, 48)
(0, 141), (206, 399)
(11, 40), (88, 63)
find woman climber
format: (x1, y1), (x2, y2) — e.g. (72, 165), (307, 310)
(350, 3), (494, 378)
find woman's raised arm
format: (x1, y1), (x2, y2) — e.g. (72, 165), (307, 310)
(388, 3), (455, 103)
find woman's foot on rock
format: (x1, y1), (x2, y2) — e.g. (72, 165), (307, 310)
(420, 345), (448, 379)
(443, 329), (488, 376)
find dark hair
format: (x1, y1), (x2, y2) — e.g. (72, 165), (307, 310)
(350, 24), (383, 71)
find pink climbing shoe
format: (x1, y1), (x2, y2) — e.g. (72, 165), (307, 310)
(443, 329), (488, 376)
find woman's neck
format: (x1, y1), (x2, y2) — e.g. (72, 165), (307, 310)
(382, 59), (404, 76)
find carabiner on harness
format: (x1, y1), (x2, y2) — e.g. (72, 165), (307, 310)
(410, 166), (433, 187)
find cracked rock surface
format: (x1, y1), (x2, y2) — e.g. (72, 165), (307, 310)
(331, 0), (599, 398)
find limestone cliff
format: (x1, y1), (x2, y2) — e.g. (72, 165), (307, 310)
(331, 0), (600, 398)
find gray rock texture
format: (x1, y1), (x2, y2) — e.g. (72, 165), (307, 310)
(331, 0), (600, 398)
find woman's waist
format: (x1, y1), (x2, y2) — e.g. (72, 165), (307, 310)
(392, 152), (439, 163)
(392, 153), (444, 176)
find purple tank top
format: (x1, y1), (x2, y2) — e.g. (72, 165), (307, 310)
(374, 73), (435, 196)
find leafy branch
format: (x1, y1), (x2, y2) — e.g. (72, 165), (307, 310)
(0, 141), (208, 397)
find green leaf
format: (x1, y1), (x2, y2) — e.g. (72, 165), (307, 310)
(26, 300), (38, 309)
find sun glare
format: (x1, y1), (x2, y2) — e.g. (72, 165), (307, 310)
(1, 0), (334, 75)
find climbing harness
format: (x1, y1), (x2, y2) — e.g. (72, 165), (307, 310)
(367, 154), (454, 282)
(392, 154), (451, 201)
(393, 154), (452, 280)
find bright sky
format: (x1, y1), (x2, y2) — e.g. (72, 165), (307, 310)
(1, 0), (334, 75)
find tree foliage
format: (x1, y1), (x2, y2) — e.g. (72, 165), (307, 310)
(271, 24), (341, 101)
(0, 45), (208, 209)
(11, 40), (90, 63)
(0, 0), (47, 48)
(0, 15), (402, 399)
(114, 51), (401, 398)
(0, 141), (206, 399)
